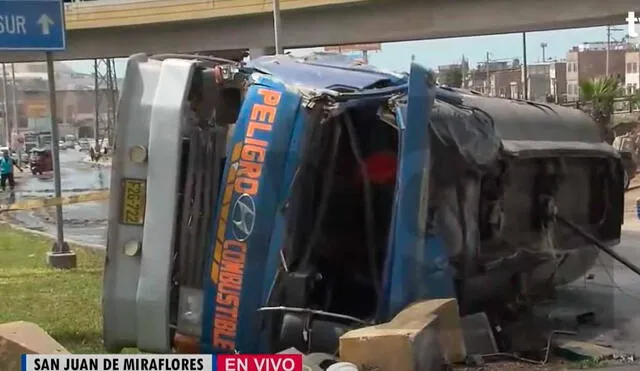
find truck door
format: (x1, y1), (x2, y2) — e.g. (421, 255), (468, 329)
(200, 75), (302, 354)
(379, 63), (456, 320)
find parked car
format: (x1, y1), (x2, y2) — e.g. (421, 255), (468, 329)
(77, 139), (91, 151)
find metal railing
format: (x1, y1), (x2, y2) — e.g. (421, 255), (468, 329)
(559, 96), (640, 115)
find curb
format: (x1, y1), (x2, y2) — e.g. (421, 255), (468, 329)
(0, 220), (106, 251)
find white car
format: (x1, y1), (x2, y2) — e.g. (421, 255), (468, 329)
(77, 140), (91, 151)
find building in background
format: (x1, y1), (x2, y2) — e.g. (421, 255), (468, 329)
(0, 61), (120, 144)
(524, 63), (551, 102)
(625, 51), (640, 95)
(468, 58), (520, 94)
(565, 42), (630, 101)
(436, 57), (469, 87)
(549, 61), (567, 103)
(490, 68), (522, 98)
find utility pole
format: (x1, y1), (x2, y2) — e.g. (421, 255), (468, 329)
(1, 64), (8, 147)
(540, 42), (548, 62)
(272, 0), (283, 54)
(606, 26), (625, 76)
(523, 32), (529, 100)
(93, 58), (118, 151)
(461, 55), (466, 88)
(606, 25), (611, 76)
(485, 52), (490, 94)
(10, 64), (18, 163)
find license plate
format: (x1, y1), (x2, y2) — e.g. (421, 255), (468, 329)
(121, 179), (146, 225)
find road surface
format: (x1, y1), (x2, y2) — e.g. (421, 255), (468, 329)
(557, 188), (640, 354)
(2, 148), (109, 246)
(529, 187), (640, 371)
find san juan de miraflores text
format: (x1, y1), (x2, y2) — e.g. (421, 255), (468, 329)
(33, 357), (205, 371)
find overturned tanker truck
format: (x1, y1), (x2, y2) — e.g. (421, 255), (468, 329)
(103, 53), (624, 355)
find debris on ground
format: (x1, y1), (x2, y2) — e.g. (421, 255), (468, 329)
(460, 312), (498, 355)
(339, 298), (465, 371)
(277, 348), (338, 371)
(553, 339), (618, 361)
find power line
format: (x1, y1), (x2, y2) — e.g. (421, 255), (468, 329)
(606, 25), (625, 76)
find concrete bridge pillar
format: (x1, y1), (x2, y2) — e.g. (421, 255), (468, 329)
(249, 47), (276, 59)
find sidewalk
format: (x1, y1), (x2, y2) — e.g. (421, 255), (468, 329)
(12, 169), (26, 185)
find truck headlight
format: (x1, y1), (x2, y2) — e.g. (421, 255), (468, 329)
(123, 240), (141, 256)
(129, 145), (148, 164)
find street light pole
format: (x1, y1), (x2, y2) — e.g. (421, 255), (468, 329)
(485, 52), (490, 95)
(10, 64), (18, 164)
(272, 0), (283, 54)
(1, 64), (9, 147)
(45, 51), (76, 269)
(523, 32), (529, 100)
(606, 25), (611, 76)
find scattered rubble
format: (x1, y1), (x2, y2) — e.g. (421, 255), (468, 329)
(338, 299), (465, 371)
(262, 296), (640, 370)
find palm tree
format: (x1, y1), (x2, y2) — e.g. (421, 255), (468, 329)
(579, 77), (621, 144)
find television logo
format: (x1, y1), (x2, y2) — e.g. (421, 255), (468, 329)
(627, 11), (640, 38)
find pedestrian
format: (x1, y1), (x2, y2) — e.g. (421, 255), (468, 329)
(0, 150), (23, 192)
(89, 146), (96, 162)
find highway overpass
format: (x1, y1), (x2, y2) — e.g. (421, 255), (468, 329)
(0, 0), (637, 63)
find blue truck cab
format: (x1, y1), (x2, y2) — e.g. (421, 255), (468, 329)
(102, 53), (454, 355)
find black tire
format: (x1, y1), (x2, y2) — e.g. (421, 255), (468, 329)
(31, 169), (36, 175)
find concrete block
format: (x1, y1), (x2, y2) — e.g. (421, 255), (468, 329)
(0, 321), (69, 371)
(47, 251), (77, 269)
(388, 298), (466, 363)
(339, 314), (444, 371)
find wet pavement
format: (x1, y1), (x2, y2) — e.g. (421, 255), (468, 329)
(1, 148), (109, 246)
(542, 189), (640, 369)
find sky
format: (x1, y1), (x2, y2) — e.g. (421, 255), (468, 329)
(63, 24), (631, 75)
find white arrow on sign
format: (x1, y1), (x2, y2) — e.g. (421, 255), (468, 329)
(37, 14), (54, 35)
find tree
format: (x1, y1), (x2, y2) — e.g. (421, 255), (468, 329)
(579, 76), (621, 144)
(439, 67), (463, 88)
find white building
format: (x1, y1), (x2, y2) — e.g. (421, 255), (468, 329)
(625, 51), (640, 94)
